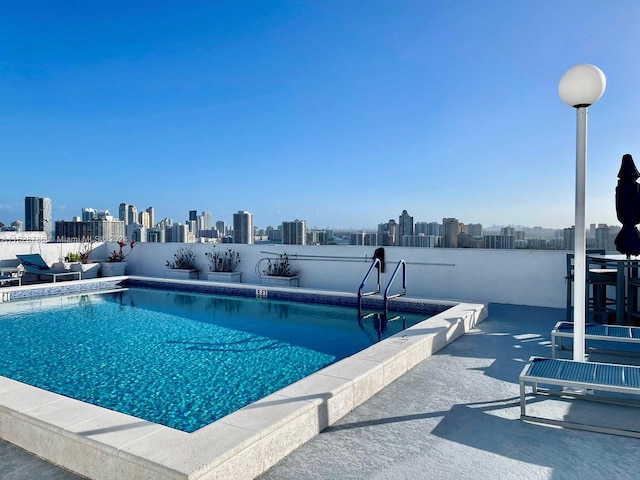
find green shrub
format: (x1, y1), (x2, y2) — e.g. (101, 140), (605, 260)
(166, 246), (198, 270)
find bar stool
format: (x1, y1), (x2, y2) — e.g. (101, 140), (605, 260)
(587, 268), (617, 323)
(565, 251), (617, 324)
(626, 275), (640, 326)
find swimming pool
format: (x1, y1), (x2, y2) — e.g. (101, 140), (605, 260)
(0, 287), (431, 432)
(0, 278), (486, 480)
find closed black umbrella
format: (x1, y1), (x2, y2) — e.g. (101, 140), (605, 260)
(614, 154), (640, 258)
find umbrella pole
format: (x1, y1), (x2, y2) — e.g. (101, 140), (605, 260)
(627, 254), (635, 325)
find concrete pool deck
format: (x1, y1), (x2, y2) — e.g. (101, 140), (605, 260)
(0, 280), (485, 479)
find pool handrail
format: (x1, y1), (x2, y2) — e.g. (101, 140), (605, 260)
(357, 257), (381, 314)
(383, 259), (407, 312)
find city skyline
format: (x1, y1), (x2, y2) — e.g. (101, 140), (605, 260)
(2, 3), (640, 229)
(8, 193), (624, 237)
(15, 194), (623, 253)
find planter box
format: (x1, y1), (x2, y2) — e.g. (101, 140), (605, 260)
(166, 268), (198, 280)
(100, 262), (127, 277)
(207, 271), (242, 283)
(71, 262), (100, 279)
(261, 275), (299, 287)
(52, 262), (76, 270)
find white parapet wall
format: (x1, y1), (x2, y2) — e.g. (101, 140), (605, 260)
(0, 241), (569, 308)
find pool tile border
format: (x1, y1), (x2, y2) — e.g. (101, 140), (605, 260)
(4, 277), (125, 301)
(123, 276), (454, 315)
(0, 277), (487, 479)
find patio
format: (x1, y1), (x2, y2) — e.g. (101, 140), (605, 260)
(259, 303), (640, 479)
(3, 302), (640, 479)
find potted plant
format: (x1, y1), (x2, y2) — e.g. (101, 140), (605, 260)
(166, 246), (199, 279)
(101, 240), (136, 277)
(262, 253), (299, 287)
(205, 246), (242, 283)
(65, 252), (81, 263)
(53, 251), (81, 270)
(70, 240), (100, 279)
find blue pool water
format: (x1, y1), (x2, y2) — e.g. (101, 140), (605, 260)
(0, 288), (430, 432)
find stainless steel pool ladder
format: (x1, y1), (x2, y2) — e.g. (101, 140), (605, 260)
(357, 258), (407, 315)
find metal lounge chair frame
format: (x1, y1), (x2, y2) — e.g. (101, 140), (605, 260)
(520, 356), (640, 438)
(551, 321), (640, 358)
(0, 274), (21, 287)
(16, 254), (81, 282)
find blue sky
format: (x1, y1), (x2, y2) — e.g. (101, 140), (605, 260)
(2, 1), (639, 230)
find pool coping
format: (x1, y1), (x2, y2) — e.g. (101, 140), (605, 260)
(0, 277), (487, 480)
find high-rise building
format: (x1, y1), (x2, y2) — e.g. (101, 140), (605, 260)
(147, 227), (165, 243)
(139, 211), (151, 228)
(233, 211), (254, 244)
(442, 218), (461, 248)
(563, 227), (575, 251)
(24, 196), (52, 237)
(54, 218), (125, 242)
(201, 211), (212, 231)
(215, 220), (226, 238)
(119, 203), (129, 225)
(388, 219), (398, 246)
(99, 218), (125, 242)
(467, 223), (483, 237)
(157, 217), (173, 229)
(130, 226), (147, 243)
(414, 222), (429, 235)
(484, 234), (514, 249)
(82, 208), (97, 222)
(548, 237), (564, 250)
(403, 234), (441, 248)
(527, 238), (549, 249)
(191, 211), (213, 237)
(282, 220), (307, 245)
(146, 207), (155, 228)
(377, 220), (398, 246)
(307, 229), (330, 245)
(427, 222), (441, 236)
(398, 210), (414, 239)
(351, 232), (377, 246)
(127, 205), (138, 226)
(188, 210), (198, 233)
(595, 224), (616, 251)
(266, 225), (282, 242)
(170, 223), (191, 243)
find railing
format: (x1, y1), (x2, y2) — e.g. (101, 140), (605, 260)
(357, 257), (381, 314)
(383, 259), (407, 312)
(257, 250), (374, 279)
(259, 251), (372, 264)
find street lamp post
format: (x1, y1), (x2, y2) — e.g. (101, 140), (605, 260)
(558, 64), (606, 362)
